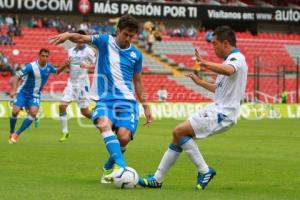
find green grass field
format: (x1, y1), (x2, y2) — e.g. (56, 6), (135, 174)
(0, 118), (300, 200)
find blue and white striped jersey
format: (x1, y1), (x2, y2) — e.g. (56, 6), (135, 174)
(16, 61), (57, 97)
(90, 34), (142, 102)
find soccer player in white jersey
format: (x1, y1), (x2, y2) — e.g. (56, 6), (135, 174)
(9, 49), (69, 143)
(59, 30), (96, 142)
(50, 15), (152, 182)
(139, 26), (248, 190)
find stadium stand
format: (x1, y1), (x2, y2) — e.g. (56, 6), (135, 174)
(0, 26), (211, 102)
(0, 11), (299, 103)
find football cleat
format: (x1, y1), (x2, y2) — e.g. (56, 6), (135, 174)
(100, 164), (121, 184)
(59, 132), (69, 143)
(138, 175), (162, 188)
(196, 167), (216, 190)
(34, 117), (40, 128)
(9, 133), (19, 144)
(100, 168), (113, 184)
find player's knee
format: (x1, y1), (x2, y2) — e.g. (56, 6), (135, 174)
(80, 109), (90, 118)
(59, 104), (67, 112)
(28, 112), (37, 118)
(12, 110), (19, 117)
(118, 134), (130, 146)
(96, 118), (111, 132)
(172, 127), (183, 141)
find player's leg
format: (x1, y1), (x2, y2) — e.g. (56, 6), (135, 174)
(34, 112), (40, 128)
(138, 121), (193, 188)
(9, 93), (26, 143)
(59, 101), (70, 142)
(59, 83), (75, 142)
(140, 118), (215, 189)
(101, 102), (138, 183)
(95, 117), (126, 167)
(172, 120), (216, 190)
(15, 105), (38, 137)
(10, 106), (21, 134)
(93, 103), (127, 169)
(103, 128), (130, 169)
(149, 110), (227, 189)
(78, 85), (92, 119)
(8, 105), (21, 143)
(25, 107), (39, 128)
(80, 108), (91, 119)
(101, 128), (130, 184)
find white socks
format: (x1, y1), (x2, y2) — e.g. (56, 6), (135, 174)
(154, 144), (182, 183)
(181, 138), (209, 174)
(60, 114), (68, 134)
(154, 137), (209, 183)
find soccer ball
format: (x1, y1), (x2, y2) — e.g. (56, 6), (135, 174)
(113, 167), (139, 189)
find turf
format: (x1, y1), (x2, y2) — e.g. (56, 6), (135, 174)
(0, 118), (299, 200)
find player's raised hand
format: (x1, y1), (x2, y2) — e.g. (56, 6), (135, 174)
(9, 91), (16, 99)
(49, 32), (70, 45)
(143, 104), (153, 126)
(63, 59), (70, 69)
(185, 73), (200, 82)
(195, 48), (207, 67)
(80, 62), (92, 69)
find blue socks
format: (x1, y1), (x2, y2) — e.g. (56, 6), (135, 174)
(102, 131), (126, 168)
(104, 147), (126, 170)
(178, 136), (192, 146)
(9, 116), (17, 134)
(16, 115), (34, 135)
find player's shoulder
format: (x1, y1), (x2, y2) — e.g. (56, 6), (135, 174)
(69, 46), (75, 52)
(24, 62), (34, 70)
(86, 45), (96, 54)
(129, 45), (142, 59)
(24, 62), (32, 67)
(227, 51), (245, 62)
(46, 63), (55, 68)
(98, 33), (110, 41)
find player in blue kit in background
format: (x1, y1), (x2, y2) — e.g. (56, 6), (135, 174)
(9, 48), (69, 144)
(49, 15), (152, 183)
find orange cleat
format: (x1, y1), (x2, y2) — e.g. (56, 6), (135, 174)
(9, 133), (19, 144)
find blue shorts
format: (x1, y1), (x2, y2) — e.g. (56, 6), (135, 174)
(13, 92), (40, 108)
(92, 100), (139, 137)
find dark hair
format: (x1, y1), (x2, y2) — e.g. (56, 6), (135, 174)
(77, 30), (87, 35)
(39, 48), (50, 55)
(117, 14), (139, 33)
(213, 26), (236, 47)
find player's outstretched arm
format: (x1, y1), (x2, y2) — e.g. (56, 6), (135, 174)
(185, 73), (216, 93)
(9, 75), (21, 98)
(195, 49), (235, 76)
(133, 73), (153, 126)
(49, 32), (91, 45)
(55, 60), (70, 74)
(80, 63), (95, 73)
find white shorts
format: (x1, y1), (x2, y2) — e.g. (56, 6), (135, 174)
(61, 83), (90, 109)
(188, 108), (235, 139)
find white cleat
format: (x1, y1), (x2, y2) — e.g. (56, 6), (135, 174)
(100, 168), (114, 184)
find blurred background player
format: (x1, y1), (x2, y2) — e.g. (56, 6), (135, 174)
(58, 30), (96, 143)
(50, 15), (152, 182)
(9, 48), (69, 144)
(156, 85), (168, 102)
(0, 51), (16, 95)
(139, 26), (248, 190)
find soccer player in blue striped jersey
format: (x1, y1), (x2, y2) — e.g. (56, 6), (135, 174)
(9, 48), (69, 143)
(50, 15), (152, 183)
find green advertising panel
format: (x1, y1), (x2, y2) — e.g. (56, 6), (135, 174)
(0, 101), (299, 120)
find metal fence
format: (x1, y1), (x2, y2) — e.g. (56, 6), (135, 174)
(248, 56), (300, 103)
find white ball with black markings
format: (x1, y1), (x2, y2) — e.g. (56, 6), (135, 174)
(113, 167), (139, 189)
